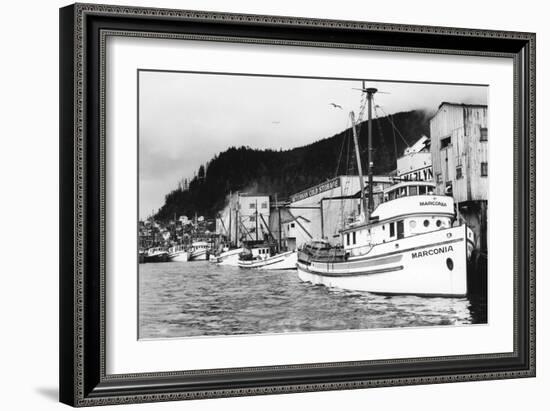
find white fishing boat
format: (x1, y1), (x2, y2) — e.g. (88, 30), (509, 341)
(188, 241), (210, 261)
(167, 244), (189, 262)
(210, 247), (244, 266)
(296, 86), (475, 297)
(238, 245), (297, 270)
(298, 183), (475, 296)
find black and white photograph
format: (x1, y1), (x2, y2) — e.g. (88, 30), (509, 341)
(137, 71), (488, 339)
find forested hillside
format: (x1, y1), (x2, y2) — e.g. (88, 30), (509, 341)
(154, 110), (429, 221)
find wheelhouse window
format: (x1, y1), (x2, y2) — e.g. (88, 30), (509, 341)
(481, 162), (488, 176)
(456, 166), (463, 179)
(346, 233), (350, 246)
(440, 136), (452, 149)
(480, 127), (488, 141)
(389, 222), (395, 237)
(409, 186), (418, 196)
(249, 203), (256, 209)
(419, 185), (428, 195)
(352, 232), (356, 245)
(261, 202), (268, 209)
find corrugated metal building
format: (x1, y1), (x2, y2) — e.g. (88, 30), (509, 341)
(430, 102), (488, 251)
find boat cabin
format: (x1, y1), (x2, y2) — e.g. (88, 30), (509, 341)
(250, 246), (271, 259)
(341, 181), (456, 256)
(384, 181), (435, 201)
(146, 247), (166, 256)
(190, 241), (209, 250)
(168, 244), (186, 253)
(239, 243), (272, 261)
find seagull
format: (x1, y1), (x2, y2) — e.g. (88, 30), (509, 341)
(329, 103), (343, 109)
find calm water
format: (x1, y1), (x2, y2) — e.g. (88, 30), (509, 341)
(139, 261), (487, 339)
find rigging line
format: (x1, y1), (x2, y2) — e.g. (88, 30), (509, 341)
(373, 100), (398, 161)
(376, 104), (410, 148)
(354, 92), (368, 136)
(390, 113), (398, 162)
(334, 117), (350, 178)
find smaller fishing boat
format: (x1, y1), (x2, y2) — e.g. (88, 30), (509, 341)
(238, 244), (297, 270)
(188, 241), (210, 261)
(143, 247), (169, 263)
(167, 244), (189, 262)
(210, 247), (244, 266)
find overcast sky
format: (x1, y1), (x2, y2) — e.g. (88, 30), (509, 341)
(139, 71), (487, 219)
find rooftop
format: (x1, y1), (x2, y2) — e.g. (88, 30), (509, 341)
(437, 101), (488, 110)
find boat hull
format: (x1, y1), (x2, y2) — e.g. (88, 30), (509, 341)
(189, 249), (209, 261)
(212, 248), (244, 266)
(168, 251), (189, 262)
(238, 251), (297, 270)
(297, 225), (469, 297)
(143, 253), (169, 263)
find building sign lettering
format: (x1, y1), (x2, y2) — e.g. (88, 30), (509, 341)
(401, 166), (433, 182)
(290, 178), (341, 202)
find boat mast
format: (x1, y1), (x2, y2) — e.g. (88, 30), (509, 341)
(366, 87), (377, 216)
(276, 193), (282, 252)
(350, 111), (369, 221)
(173, 212), (177, 244)
(350, 86), (377, 221)
(255, 199), (259, 241)
(235, 207), (239, 246)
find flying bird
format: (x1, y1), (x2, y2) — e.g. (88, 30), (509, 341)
(329, 103), (343, 109)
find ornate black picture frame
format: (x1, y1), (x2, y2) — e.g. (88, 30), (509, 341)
(59, 3), (535, 407)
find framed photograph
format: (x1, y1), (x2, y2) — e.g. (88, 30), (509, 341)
(59, 3), (535, 407)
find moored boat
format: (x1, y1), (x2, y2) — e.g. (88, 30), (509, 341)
(188, 241), (210, 261)
(167, 244), (189, 262)
(143, 246), (169, 263)
(297, 182), (475, 296)
(238, 245), (297, 270)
